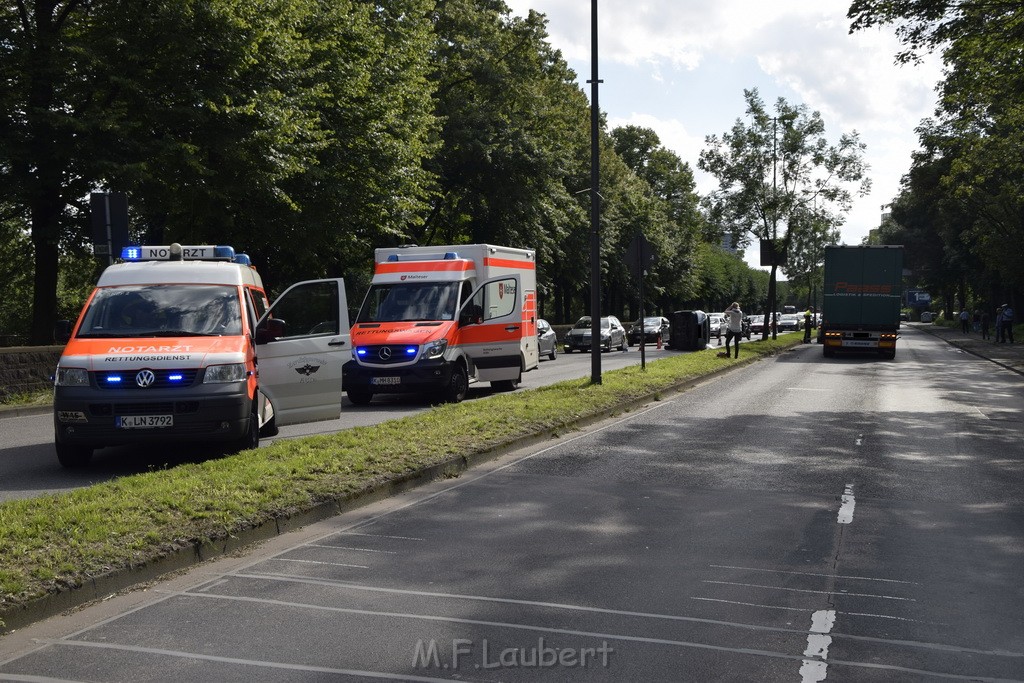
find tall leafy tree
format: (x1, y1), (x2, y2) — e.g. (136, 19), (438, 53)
(698, 89), (869, 338)
(419, 1), (591, 319)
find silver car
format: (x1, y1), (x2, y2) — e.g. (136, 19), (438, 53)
(564, 315), (627, 352)
(537, 318), (558, 360)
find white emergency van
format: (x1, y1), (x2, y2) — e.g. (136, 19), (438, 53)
(342, 244), (538, 404)
(52, 243), (349, 468)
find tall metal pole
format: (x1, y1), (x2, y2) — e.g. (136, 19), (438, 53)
(588, 0), (602, 383)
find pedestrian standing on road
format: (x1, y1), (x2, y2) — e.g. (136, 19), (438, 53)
(981, 310), (991, 340)
(724, 302), (744, 359)
(960, 308), (970, 334)
(1000, 305), (1015, 343)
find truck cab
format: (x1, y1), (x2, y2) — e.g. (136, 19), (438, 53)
(52, 243), (350, 467)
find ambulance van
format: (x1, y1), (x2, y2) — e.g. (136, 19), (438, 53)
(342, 244), (538, 404)
(52, 243), (350, 468)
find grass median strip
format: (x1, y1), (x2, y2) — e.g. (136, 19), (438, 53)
(0, 336), (802, 626)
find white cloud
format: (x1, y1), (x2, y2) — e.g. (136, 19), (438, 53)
(505, 0), (944, 252)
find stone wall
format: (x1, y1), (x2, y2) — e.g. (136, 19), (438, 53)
(0, 346), (62, 399)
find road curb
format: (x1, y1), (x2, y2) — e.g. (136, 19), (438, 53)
(0, 342), (799, 634)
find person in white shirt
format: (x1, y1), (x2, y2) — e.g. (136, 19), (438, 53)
(724, 302), (744, 359)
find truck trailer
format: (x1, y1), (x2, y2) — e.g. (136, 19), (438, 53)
(820, 245), (904, 359)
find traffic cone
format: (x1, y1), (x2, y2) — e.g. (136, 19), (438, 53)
(656, 334), (662, 350)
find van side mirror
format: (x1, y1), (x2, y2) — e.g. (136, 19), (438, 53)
(53, 320), (72, 344)
(256, 318), (286, 344)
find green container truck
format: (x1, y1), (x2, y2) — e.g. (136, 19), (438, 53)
(821, 245), (904, 359)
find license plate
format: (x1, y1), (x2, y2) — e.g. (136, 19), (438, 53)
(117, 415), (173, 429)
(370, 376), (401, 385)
(843, 340), (874, 347)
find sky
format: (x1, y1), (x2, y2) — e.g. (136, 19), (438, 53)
(503, 0), (944, 269)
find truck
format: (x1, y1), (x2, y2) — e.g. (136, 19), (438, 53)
(820, 245), (904, 359)
(52, 243), (350, 468)
(342, 244), (538, 405)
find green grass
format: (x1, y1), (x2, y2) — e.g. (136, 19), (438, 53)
(0, 389), (51, 407)
(0, 335), (802, 624)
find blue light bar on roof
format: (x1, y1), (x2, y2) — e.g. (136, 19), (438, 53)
(120, 244), (237, 261)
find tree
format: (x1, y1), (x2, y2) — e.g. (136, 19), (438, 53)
(698, 88), (869, 339)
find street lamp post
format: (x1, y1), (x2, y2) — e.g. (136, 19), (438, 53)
(588, 0), (602, 384)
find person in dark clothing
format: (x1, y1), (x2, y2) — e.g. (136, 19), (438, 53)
(981, 310), (990, 340)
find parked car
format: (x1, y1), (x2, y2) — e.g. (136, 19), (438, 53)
(778, 314), (803, 331)
(628, 316), (670, 346)
(536, 318), (558, 360)
(564, 315), (627, 352)
(920, 311), (935, 323)
(709, 314), (725, 340)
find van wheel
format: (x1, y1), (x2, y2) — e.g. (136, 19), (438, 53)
(347, 389), (373, 406)
(493, 369), (521, 392)
(227, 410), (260, 454)
(444, 364), (468, 403)
(56, 442), (93, 469)
(259, 413), (279, 437)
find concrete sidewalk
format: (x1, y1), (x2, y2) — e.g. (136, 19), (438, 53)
(910, 322), (1024, 376)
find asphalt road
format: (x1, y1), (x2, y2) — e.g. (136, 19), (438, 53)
(0, 341), (693, 502)
(2, 326), (1022, 681)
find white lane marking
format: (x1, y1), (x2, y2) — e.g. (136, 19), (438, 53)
(800, 609), (836, 683)
(267, 558), (369, 569)
(691, 597), (811, 612)
(709, 565), (917, 585)
(838, 484), (856, 524)
(165, 575), (1022, 658)
(305, 544), (397, 554)
(336, 532), (424, 541)
(702, 581), (915, 601)
(31, 639), (456, 682)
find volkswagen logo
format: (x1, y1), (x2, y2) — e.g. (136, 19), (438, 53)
(135, 369), (156, 388)
(378, 347), (392, 360)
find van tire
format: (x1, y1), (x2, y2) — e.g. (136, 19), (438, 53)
(259, 413), (279, 437)
(492, 368), (521, 392)
(56, 442), (93, 469)
(347, 389), (373, 406)
(227, 410), (260, 454)
(444, 364), (468, 403)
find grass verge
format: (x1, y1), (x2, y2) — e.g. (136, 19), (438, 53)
(0, 335), (803, 629)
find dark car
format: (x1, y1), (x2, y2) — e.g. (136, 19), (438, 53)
(628, 316), (670, 346)
(537, 318), (558, 360)
(564, 315), (627, 352)
(667, 310), (711, 350)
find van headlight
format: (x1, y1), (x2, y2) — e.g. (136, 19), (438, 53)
(423, 339), (448, 360)
(204, 363), (247, 383)
(55, 367), (89, 387)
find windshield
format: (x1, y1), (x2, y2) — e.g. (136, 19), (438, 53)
(643, 317), (661, 326)
(357, 282), (460, 323)
(573, 317), (592, 329)
(76, 285), (243, 338)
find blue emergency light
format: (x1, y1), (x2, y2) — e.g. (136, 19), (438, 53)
(120, 244), (239, 262)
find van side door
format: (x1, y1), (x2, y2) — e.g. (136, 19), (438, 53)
(458, 274), (523, 382)
(256, 279), (350, 425)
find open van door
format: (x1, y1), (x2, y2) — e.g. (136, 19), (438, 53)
(459, 274), (523, 383)
(256, 279), (350, 426)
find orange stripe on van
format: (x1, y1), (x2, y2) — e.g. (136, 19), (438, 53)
(458, 324), (522, 344)
(375, 260), (474, 274)
(484, 257), (535, 270)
